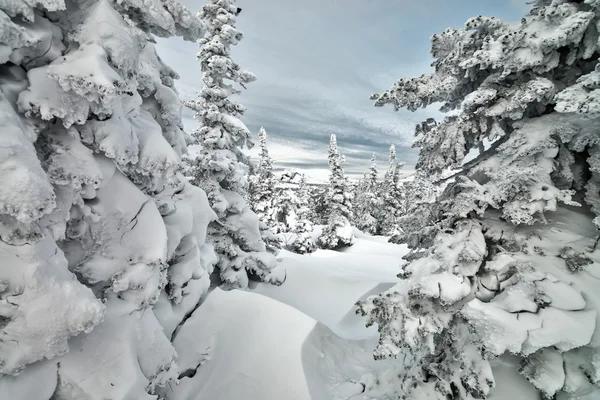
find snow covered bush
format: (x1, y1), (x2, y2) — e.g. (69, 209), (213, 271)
(318, 134), (355, 249)
(185, 0), (284, 289)
(358, 1), (600, 399)
(0, 0), (220, 398)
(353, 153), (381, 235)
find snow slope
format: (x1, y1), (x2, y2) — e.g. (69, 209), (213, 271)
(164, 232), (541, 400)
(165, 288), (316, 400)
(164, 234), (407, 400)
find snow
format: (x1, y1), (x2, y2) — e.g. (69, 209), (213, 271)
(0, 94), (56, 223)
(151, 230), (550, 400)
(167, 288), (315, 400)
(153, 233), (404, 400)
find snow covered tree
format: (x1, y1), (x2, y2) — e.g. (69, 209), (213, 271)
(249, 127), (277, 227)
(269, 169), (302, 233)
(248, 127), (281, 252)
(384, 144), (397, 182)
(353, 153), (380, 235)
(376, 145), (406, 236)
(290, 174), (317, 254)
(318, 134), (355, 249)
(390, 169), (441, 246)
(0, 0), (222, 398)
(308, 184), (329, 225)
(358, 2), (600, 399)
(185, 0), (284, 289)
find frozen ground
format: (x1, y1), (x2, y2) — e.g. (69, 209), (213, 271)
(167, 229), (542, 400)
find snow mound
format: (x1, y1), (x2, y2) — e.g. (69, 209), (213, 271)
(164, 288), (316, 400)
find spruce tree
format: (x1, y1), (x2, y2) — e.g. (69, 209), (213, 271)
(185, 0), (284, 289)
(353, 153), (380, 234)
(290, 174), (317, 254)
(249, 127), (277, 227)
(390, 170), (441, 246)
(358, 2), (600, 398)
(379, 159), (405, 236)
(0, 0), (220, 397)
(374, 145), (405, 235)
(318, 134), (355, 249)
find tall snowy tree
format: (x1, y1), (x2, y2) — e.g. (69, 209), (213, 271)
(249, 127), (277, 227)
(374, 145), (405, 236)
(353, 153), (380, 235)
(318, 134), (355, 249)
(0, 0), (225, 398)
(358, 2), (600, 399)
(185, 0), (284, 289)
(381, 161), (406, 236)
(248, 127), (281, 252)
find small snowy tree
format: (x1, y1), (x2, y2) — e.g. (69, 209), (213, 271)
(390, 169), (441, 246)
(318, 134), (355, 249)
(290, 174), (317, 254)
(308, 184), (329, 225)
(358, 2), (600, 399)
(270, 169), (303, 233)
(353, 153), (380, 235)
(185, 0), (284, 289)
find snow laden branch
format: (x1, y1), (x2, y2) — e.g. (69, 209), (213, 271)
(360, 1), (600, 399)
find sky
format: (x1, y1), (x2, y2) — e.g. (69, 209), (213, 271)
(157, 0), (528, 181)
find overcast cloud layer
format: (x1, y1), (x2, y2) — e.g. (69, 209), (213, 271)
(157, 0), (527, 180)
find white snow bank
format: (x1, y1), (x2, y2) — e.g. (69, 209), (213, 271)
(254, 246), (401, 338)
(165, 288), (316, 400)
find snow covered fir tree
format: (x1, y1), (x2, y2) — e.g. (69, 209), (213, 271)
(353, 153), (381, 235)
(376, 144), (406, 236)
(358, 1), (600, 399)
(289, 174), (317, 254)
(184, 0), (284, 289)
(318, 134), (355, 249)
(0, 0), (217, 397)
(249, 126), (277, 229)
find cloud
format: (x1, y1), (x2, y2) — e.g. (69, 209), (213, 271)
(157, 0), (527, 179)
